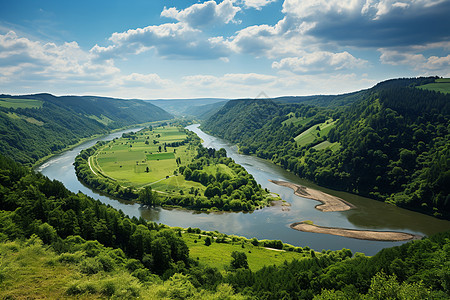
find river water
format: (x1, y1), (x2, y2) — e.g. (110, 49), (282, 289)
(36, 124), (450, 255)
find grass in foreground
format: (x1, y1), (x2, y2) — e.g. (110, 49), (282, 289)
(181, 231), (310, 272)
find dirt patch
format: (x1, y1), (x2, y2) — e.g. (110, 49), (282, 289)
(269, 180), (355, 212)
(290, 222), (421, 242)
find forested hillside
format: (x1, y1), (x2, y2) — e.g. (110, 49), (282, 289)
(202, 77), (450, 219)
(0, 93), (172, 165)
(0, 154), (449, 298)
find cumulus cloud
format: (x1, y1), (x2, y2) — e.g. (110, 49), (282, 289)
(242, 0), (278, 10)
(91, 22), (230, 60)
(281, 0), (450, 47)
(226, 17), (316, 58)
(161, 0), (240, 27)
(380, 48), (450, 74)
(0, 31), (119, 83)
(272, 51), (368, 73)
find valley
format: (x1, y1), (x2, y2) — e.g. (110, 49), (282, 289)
(1, 77), (450, 299)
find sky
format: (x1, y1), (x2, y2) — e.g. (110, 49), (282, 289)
(0, 0), (449, 99)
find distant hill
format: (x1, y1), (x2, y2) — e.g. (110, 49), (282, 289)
(202, 77), (450, 219)
(0, 93), (172, 165)
(146, 98), (228, 116)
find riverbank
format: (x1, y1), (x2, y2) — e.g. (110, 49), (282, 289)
(269, 180), (355, 212)
(290, 222), (421, 242)
(32, 120), (171, 169)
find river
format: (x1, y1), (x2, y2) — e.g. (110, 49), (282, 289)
(36, 124), (450, 256)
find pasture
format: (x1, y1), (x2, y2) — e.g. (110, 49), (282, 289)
(0, 97), (43, 109)
(417, 78), (450, 94)
(181, 232), (308, 272)
(294, 118), (337, 147)
(91, 126), (202, 193)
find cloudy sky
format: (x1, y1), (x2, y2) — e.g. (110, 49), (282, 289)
(1, 0), (449, 99)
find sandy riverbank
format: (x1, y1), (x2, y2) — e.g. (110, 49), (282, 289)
(290, 222), (421, 242)
(269, 180), (355, 212)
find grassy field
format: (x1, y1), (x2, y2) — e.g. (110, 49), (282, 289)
(91, 126), (204, 193)
(417, 78), (450, 94)
(294, 118), (337, 147)
(5, 112), (45, 125)
(313, 140), (341, 151)
(282, 114), (314, 126)
(0, 97), (43, 109)
(182, 232), (309, 272)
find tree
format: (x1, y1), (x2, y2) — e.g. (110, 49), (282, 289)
(138, 186), (158, 207)
(230, 251), (249, 269)
(204, 236), (212, 246)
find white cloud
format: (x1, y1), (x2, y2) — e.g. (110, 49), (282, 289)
(272, 51), (368, 73)
(91, 22), (230, 60)
(242, 0), (278, 10)
(282, 0), (443, 20)
(226, 17), (316, 58)
(120, 73), (172, 88)
(0, 31), (119, 84)
(161, 0), (241, 27)
(380, 48), (450, 74)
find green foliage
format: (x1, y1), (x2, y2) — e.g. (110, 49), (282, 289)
(0, 153), (448, 299)
(230, 251), (249, 270)
(0, 93), (171, 165)
(202, 77), (450, 219)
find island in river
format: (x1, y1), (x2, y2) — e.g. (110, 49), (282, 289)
(291, 222), (421, 242)
(269, 179), (355, 212)
(269, 179), (422, 241)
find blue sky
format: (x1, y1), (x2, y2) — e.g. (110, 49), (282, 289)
(1, 0), (449, 99)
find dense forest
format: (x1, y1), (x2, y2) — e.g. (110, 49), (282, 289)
(202, 77), (450, 219)
(0, 93), (172, 165)
(1, 154), (449, 298)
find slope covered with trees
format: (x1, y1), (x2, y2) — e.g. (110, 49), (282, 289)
(202, 77), (450, 219)
(0, 93), (172, 165)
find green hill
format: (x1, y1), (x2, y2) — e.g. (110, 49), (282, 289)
(0, 93), (172, 165)
(202, 77), (450, 219)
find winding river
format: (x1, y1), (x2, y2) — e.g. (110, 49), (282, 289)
(36, 124), (450, 256)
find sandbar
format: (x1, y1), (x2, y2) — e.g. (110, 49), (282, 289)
(290, 222), (421, 242)
(269, 180), (355, 212)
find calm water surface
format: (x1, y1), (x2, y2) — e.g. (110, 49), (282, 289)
(37, 124), (450, 255)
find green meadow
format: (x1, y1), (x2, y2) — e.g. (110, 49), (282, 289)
(0, 97), (43, 109)
(181, 232), (310, 272)
(417, 78), (450, 94)
(294, 118), (338, 147)
(90, 126), (204, 193)
(282, 114), (314, 126)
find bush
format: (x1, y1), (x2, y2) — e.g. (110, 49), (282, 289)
(79, 257), (103, 274)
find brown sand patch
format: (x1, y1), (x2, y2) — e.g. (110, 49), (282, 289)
(290, 222), (421, 242)
(269, 180), (355, 212)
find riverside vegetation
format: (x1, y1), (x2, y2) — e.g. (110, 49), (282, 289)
(74, 125), (275, 211)
(1, 154), (450, 299)
(1, 77), (450, 298)
(203, 77), (450, 219)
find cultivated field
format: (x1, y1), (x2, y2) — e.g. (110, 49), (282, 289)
(0, 97), (43, 109)
(91, 126), (204, 193)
